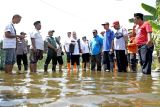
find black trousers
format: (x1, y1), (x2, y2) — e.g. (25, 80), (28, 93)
(45, 52), (57, 65)
(103, 51), (114, 70)
(91, 53), (101, 71)
(138, 45), (154, 74)
(115, 50), (128, 72)
(128, 53), (137, 71)
(71, 54), (80, 65)
(17, 54), (28, 66)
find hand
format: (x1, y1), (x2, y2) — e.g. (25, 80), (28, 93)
(32, 47), (36, 53)
(101, 52), (103, 56)
(18, 35), (26, 39)
(146, 41), (153, 47)
(133, 24), (136, 29)
(54, 48), (58, 52)
(109, 49), (114, 54)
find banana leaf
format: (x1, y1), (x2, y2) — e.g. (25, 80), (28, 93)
(149, 20), (160, 30)
(141, 3), (158, 18)
(129, 15), (156, 23)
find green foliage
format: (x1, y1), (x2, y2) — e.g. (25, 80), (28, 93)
(129, 15), (156, 23)
(128, 2), (160, 69)
(144, 15), (157, 21)
(141, 3), (158, 18)
(156, 0), (160, 7)
(149, 20), (160, 30)
(155, 37), (160, 52)
(129, 18), (134, 23)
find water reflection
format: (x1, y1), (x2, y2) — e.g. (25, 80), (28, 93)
(0, 70), (160, 106)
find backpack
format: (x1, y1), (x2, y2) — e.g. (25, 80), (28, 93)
(77, 39), (81, 53)
(69, 41), (75, 53)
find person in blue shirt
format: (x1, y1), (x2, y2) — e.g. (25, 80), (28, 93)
(90, 29), (103, 71)
(101, 22), (115, 72)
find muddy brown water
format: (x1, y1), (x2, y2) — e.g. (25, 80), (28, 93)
(0, 70), (160, 107)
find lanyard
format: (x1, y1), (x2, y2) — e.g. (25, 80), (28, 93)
(11, 24), (16, 35)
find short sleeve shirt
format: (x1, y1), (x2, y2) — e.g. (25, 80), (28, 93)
(113, 27), (128, 50)
(3, 23), (16, 49)
(103, 29), (114, 51)
(64, 37), (71, 52)
(90, 35), (103, 55)
(81, 41), (90, 54)
(30, 29), (44, 50)
(16, 39), (28, 55)
(135, 21), (152, 45)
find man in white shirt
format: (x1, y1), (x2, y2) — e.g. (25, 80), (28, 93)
(81, 36), (90, 71)
(64, 32), (71, 71)
(113, 21), (128, 72)
(30, 21), (44, 73)
(70, 31), (82, 71)
(3, 14), (25, 74)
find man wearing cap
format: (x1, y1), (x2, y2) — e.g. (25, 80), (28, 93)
(90, 29), (103, 71)
(16, 32), (28, 73)
(44, 30), (57, 72)
(30, 21), (44, 73)
(101, 22), (115, 72)
(112, 21), (128, 72)
(3, 14), (25, 74)
(133, 13), (154, 74)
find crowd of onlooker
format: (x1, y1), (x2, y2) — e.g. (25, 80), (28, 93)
(2, 12), (154, 75)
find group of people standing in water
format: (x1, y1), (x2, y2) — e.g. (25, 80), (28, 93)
(2, 12), (154, 75)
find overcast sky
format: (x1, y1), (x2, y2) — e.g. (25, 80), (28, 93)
(0, 0), (156, 42)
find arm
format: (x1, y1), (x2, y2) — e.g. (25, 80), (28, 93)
(146, 32), (153, 46)
(5, 31), (25, 39)
(31, 38), (36, 52)
(110, 40), (114, 54)
(99, 37), (103, 53)
(90, 40), (92, 52)
(64, 45), (66, 53)
(48, 43), (57, 52)
(146, 23), (153, 46)
(63, 40), (67, 53)
(132, 24), (137, 37)
(122, 28), (128, 48)
(124, 36), (128, 47)
(110, 31), (114, 53)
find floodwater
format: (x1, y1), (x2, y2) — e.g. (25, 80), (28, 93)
(0, 70), (160, 107)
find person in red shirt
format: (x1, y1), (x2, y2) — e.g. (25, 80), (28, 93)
(133, 13), (154, 74)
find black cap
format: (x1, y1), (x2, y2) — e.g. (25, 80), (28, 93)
(20, 32), (26, 35)
(33, 21), (41, 26)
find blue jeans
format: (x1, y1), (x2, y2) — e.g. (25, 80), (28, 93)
(5, 48), (16, 65)
(138, 45), (154, 74)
